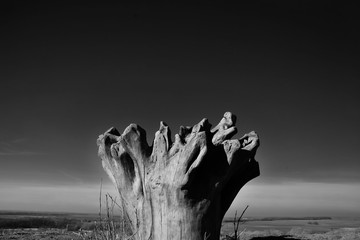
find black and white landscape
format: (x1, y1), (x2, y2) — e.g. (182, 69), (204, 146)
(1, 2), (359, 240)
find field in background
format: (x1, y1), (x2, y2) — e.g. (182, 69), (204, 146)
(1, 211), (360, 239)
(0, 211), (99, 231)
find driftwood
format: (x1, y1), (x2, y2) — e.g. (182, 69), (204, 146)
(97, 112), (260, 240)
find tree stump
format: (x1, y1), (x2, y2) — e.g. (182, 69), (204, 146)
(97, 112), (260, 240)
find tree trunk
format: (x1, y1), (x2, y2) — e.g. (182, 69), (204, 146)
(97, 112), (260, 240)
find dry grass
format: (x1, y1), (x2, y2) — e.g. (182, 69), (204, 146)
(222, 206), (249, 240)
(90, 181), (134, 240)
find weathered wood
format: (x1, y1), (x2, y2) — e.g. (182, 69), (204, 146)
(97, 112), (260, 240)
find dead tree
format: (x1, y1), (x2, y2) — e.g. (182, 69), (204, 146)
(97, 112), (260, 240)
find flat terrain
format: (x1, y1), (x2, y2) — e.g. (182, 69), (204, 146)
(1, 211), (359, 239)
(221, 217), (360, 240)
(0, 229), (85, 240)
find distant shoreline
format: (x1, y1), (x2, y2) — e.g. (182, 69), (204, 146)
(223, 216), (332, 222)
(1, 210), (333, 222)
(0, 210), (97, 216)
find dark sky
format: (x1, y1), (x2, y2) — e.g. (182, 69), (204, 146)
(1, 2), (359, 217)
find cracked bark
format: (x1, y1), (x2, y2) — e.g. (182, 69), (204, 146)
(97, 112), (260, 240)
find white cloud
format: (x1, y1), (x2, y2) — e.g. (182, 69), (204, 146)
(227, 181), (360, 218)
(1, 180), (359, 218)
(0, 182), (118, 213)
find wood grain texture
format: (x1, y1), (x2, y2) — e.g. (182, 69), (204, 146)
(97, 112), (260, 240)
